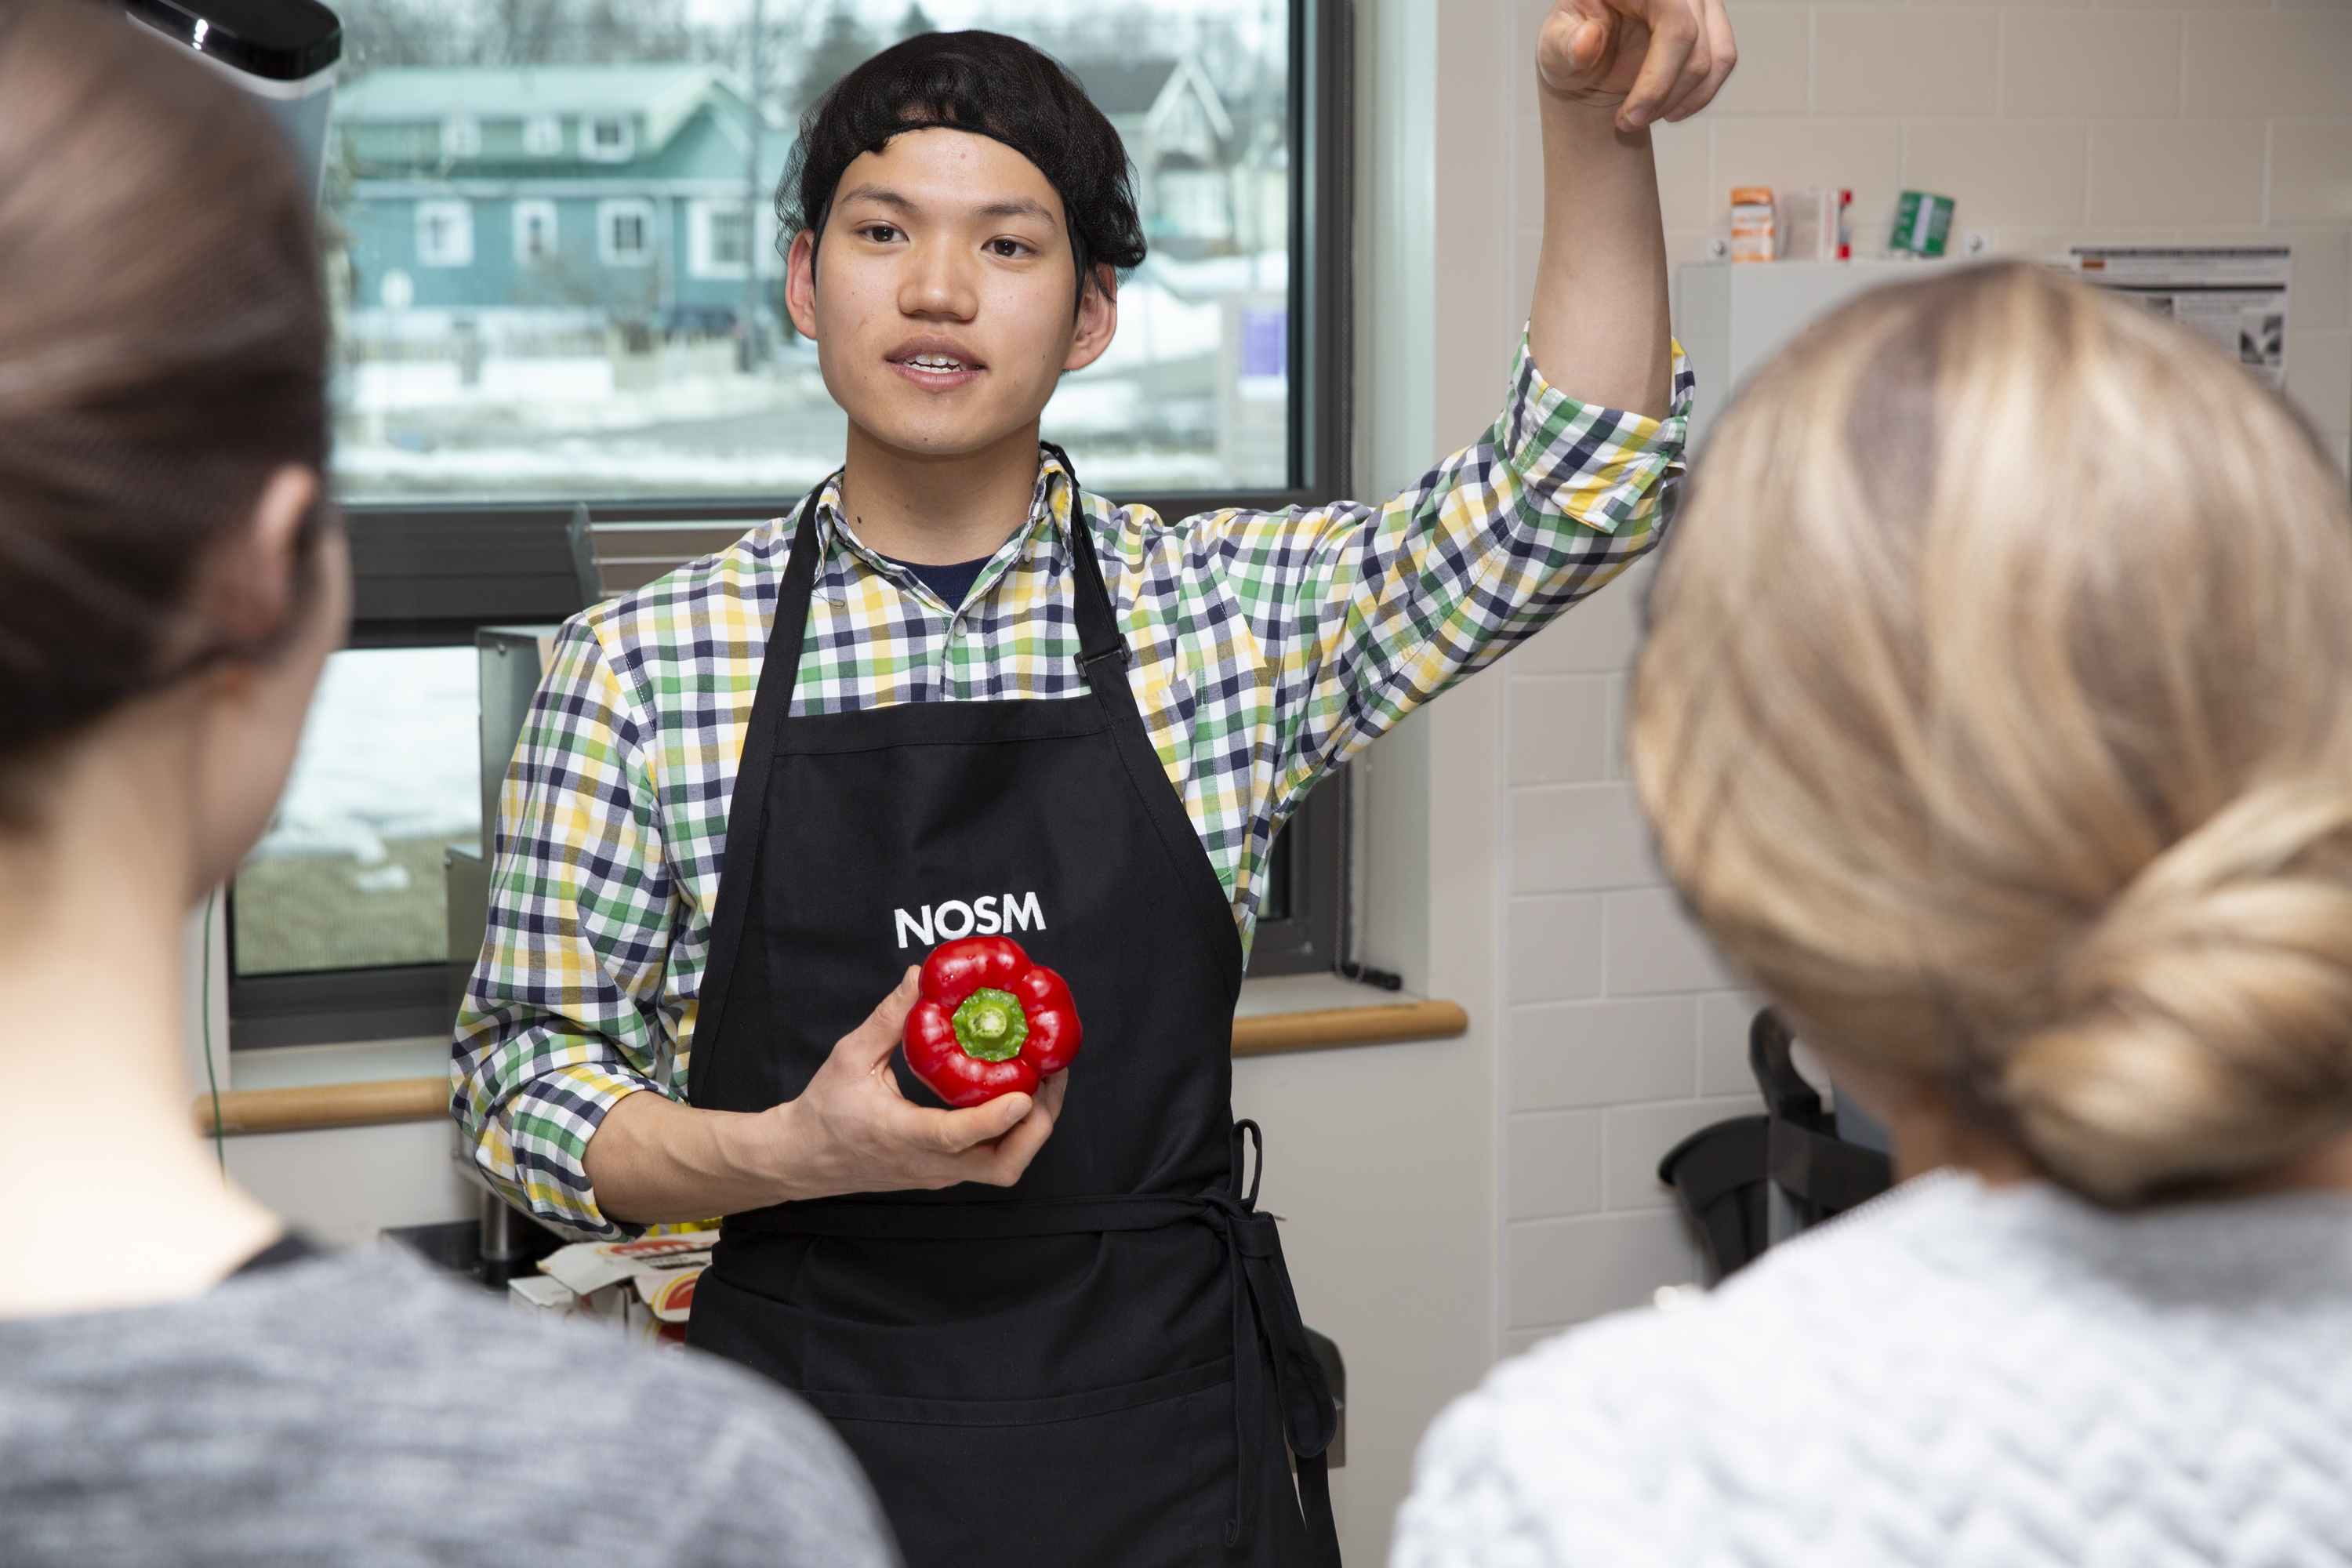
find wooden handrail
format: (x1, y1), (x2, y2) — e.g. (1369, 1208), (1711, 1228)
(1229, 998), (1468, 1057)
(193, 1077), (446, 1138)
(194, 1000), (1471, 1137)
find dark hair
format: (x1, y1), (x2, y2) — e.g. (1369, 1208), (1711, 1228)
(0, 0), (326, 782)
(781, 31), (1148, 303)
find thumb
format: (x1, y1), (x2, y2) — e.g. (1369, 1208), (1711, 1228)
(1570, 14), (1609, 71)
(837, 966), (923, 1072)
(930, 1091), (1036, 1153)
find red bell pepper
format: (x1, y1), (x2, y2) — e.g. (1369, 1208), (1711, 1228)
(902, 935), (1083, 1108)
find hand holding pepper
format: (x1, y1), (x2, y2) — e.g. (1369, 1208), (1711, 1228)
(903, 936), (1083, 1108)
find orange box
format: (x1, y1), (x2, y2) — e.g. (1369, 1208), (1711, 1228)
(1730, 187), (1776, 263)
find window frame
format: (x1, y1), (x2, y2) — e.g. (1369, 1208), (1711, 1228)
(413, 198), (474, 268)
(688, 197), (753, 280)
(512, 198), (559, 268)
(597, 197), (655, 268)
(582, 114), (635, 163)
(234, 0), (1355, 1048)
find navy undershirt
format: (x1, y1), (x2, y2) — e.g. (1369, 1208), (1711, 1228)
(886, 554), (991, 610)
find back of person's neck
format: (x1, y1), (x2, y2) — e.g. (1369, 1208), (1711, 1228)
(0, 697), (280, 1319)
(836, 419), (1047, 567)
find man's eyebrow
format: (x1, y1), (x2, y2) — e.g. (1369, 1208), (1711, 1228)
(834, 186), (1059, 229)
(835, 184), (915, 212)
(975, 196), (1059, 227)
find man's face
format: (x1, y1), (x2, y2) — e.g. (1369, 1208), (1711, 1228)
(786, 127), (1117, 459)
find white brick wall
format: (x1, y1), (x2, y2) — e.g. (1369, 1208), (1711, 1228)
(1490, 0), (2352, 1348)
(1497, 571), (1765, 1341)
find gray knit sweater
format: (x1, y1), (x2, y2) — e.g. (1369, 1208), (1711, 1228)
(1396, 1172), (2352, 1566)
(0, 1243), (900, 1567)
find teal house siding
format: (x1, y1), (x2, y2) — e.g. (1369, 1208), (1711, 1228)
(334, 64), (793, 325)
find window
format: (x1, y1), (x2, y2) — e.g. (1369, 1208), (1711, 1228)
(597, 198), (655, 267)
(440, 114), (481, 158)
(233, 648), (479, 978)
(229, 646), (481, 1047)
(325, 2), (1343, 507)
(581, 114), (634, 162)
(270, 0), (1351, 1045)
(688, 198), (753, 279)
(414, 198), (474, 267)
(513, 199), (558, 268)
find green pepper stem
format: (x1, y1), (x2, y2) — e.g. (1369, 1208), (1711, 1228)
(950, 988), (1029, 1062)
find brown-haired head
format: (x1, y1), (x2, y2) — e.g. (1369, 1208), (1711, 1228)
(1632, 261), (2352, 1206)
(0, 0), (328, 818)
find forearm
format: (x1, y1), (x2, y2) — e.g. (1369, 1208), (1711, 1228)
(1527, 95), (1671, 419)
(583, 1089), (799, 1225)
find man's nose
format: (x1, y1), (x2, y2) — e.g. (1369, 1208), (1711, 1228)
(899, 239), (978, 321)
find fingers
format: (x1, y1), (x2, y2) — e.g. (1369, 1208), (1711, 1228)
(920, 1091), (1035, 1156)
(967, 1076), (1066, 1186)
(832, 967), (922, 1073)
(1036, 1070), (1069, 1120)
(1617, 1), (1706, 130)
(1663, 0), (1737, 122)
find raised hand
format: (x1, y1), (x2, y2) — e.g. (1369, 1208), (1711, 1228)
(1539, 0), (1737, 130)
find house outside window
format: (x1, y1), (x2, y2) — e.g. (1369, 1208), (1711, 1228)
(521, 114), (562, 156)
(414, 199), (473, 267)
(688, 198), (751, 279)
(582, 114), (634, 162)
(440, 114), (481, 159)
(597, 198), (655, 267)
(512, 199), (557, 268)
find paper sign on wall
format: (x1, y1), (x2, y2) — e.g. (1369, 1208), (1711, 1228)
(2072, 247), (2291, 392)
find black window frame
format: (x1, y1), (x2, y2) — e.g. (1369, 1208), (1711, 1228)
(229, 0), (1355, 1048)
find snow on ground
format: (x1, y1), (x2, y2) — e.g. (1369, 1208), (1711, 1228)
(250, 647), (481, 866)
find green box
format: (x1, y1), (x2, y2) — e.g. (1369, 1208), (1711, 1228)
(1889, 191), (1955, 257)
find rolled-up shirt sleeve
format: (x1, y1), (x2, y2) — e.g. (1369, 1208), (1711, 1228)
(452, 616), (679, 1240)
(1164, 329), (1691, 869)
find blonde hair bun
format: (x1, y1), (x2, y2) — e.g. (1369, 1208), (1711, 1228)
(1631, 263), (2352, 1205)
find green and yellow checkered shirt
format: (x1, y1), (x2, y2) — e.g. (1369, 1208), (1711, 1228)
(456, 332), (1691, 1238)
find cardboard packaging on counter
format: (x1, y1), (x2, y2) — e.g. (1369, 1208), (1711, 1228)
(510, 1232), (716, 1350)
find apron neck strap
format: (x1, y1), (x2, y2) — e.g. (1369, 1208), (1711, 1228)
(775, 456), (1128, 699)
(768, 485), (826, 707)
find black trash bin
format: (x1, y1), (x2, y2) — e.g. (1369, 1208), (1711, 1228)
(1658, 1009), (1893, 1281)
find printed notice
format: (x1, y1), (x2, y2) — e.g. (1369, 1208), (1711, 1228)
(2072, 247), (2291, 392)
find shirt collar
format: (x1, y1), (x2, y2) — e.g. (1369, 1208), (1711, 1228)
(804, 444), (1083, 582)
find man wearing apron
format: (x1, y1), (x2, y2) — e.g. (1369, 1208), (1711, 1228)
(455, 8), (1733, 1564)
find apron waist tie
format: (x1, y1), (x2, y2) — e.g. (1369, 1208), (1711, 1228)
(733, 1123), (1342, 1566)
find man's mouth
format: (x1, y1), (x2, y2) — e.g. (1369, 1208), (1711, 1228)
(887, 340), (985, 384)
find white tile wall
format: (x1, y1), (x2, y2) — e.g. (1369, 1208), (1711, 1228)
(1491, 0), (2351, 1349)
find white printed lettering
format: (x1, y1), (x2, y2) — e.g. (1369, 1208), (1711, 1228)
(935, 899), (976, 940)
(974, 895), (1001, 935)
(1003, 891), (1045, 932)
(894, 905), (934, 949)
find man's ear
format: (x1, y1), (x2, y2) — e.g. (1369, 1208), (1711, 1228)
(1063, 263), (1118, 373)
(786, 229), (820, 340)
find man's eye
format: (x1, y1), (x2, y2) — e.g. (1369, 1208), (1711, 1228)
(989, 238), (1029, 259)
(862, 224), (901, 243)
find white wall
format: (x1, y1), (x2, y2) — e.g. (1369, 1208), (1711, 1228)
(1635, 0), (2352, 467)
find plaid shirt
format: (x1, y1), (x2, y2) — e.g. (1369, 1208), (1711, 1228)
(456, 332), (1692, 1239)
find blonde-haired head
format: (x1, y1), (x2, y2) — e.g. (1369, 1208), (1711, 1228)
(1632, 261), (2352, 1206)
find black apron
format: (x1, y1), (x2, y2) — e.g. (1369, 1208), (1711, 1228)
(685, 474), (1341, 1567)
